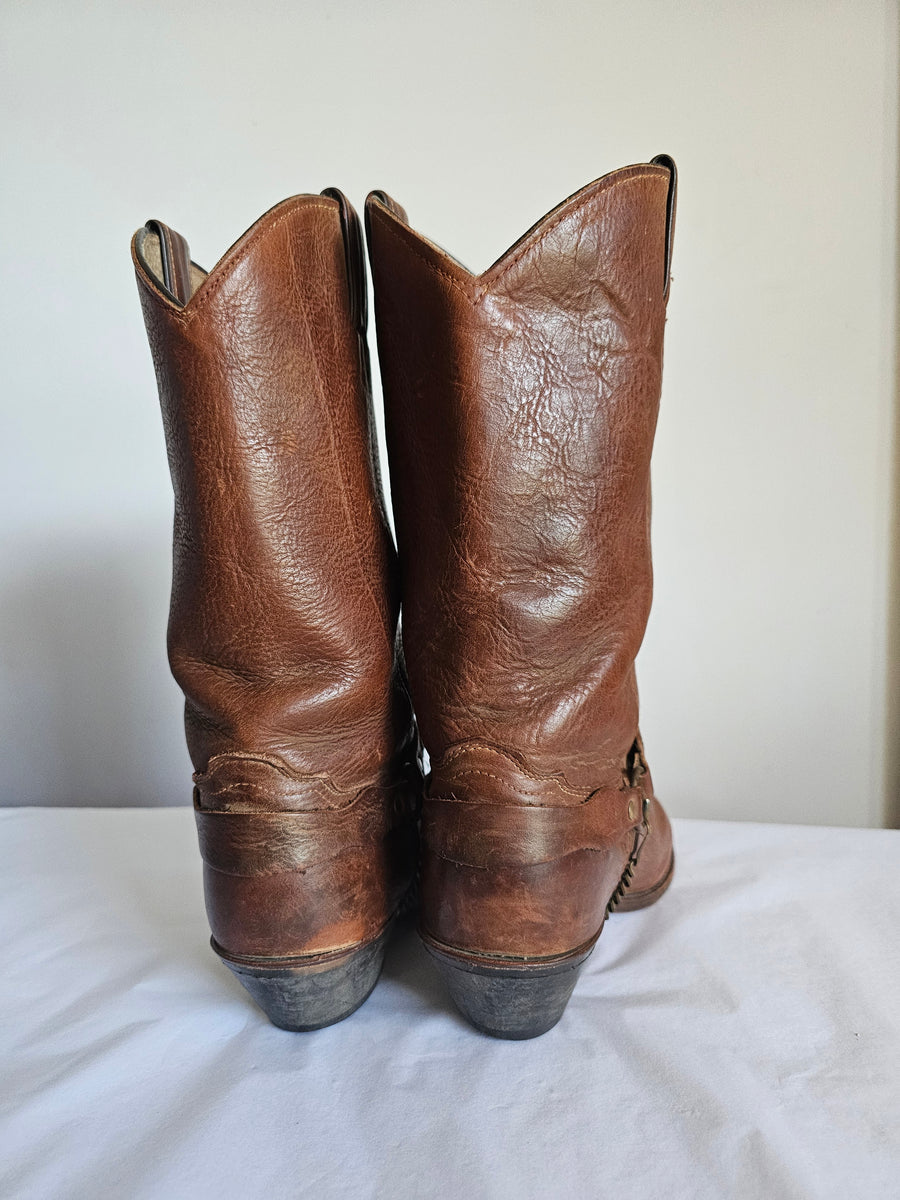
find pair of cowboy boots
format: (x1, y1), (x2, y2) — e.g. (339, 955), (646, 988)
(132, 154), (677, 1040)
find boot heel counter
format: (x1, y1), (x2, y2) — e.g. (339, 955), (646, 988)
(194, 758), (419, 960)
(419, 830), (619, 959)
(420, 742), (670, 958)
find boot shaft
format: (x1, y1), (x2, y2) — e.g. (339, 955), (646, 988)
(367, 160), (676, 792)
(133, 194), (412, 793)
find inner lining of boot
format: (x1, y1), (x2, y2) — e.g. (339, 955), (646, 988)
(138, 229), (208, 304)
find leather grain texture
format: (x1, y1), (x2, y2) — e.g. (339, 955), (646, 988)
(133, 194), (420, 961)
(367, 160), (677, 959)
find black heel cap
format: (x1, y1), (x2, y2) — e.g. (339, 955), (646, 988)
(427, 944), (593, 1040)
(220, 931), (389, 1031)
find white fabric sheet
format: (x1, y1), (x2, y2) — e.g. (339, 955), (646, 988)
(1, 808), (898, 1199)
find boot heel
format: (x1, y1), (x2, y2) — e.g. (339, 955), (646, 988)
(426, 942), (594, 1040)
(216, 929), (389, 1031)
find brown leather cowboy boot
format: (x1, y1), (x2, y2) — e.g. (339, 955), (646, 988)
(132, 191), (420, 1030)
(366, 156), (677, 1038)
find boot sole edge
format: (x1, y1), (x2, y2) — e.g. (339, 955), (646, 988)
(424, 939), (594, 1039)
(213, 927), (390, 1031)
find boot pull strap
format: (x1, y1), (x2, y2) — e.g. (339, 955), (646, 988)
(141, 219), (194, 306)
(321, 188), (367, 336)
(650, 154), (677, 301)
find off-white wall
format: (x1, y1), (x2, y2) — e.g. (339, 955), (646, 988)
(0, 1), (896, 824)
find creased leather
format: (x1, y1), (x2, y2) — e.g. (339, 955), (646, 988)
(132, 193), (420, 961)
(367, 160), (676, 958)
(195, 778), (420, 876)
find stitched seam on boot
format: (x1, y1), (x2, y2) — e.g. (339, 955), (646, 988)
(369, 204), (473, 299)
(432, 740), (611, 797)
(133, 199), (337, 320)
(287, 228), (396, 648)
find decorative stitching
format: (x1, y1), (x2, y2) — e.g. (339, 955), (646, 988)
(434, 740), (597, 796)
(434, 767), (587, 801)
(195, 750), (356, 792)
(194, 751), (416, 813)
(196, 778), (414, 818)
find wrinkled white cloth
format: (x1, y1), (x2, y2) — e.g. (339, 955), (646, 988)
(1, 808), (898, 1199)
